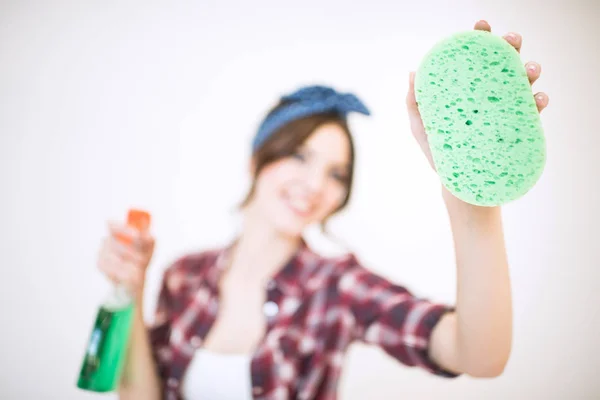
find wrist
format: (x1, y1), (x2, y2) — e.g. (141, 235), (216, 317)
(132, 283), (146, 311)
(441, 185), (501, 221)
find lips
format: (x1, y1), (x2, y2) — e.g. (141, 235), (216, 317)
(282, 191), (313, 219)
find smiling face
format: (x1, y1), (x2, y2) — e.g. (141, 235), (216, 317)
(242, 113), (355, 239)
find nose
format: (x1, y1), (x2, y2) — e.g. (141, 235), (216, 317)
(304, 165), (327, 197)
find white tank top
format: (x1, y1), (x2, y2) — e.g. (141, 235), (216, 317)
(181, 348), (253, 400)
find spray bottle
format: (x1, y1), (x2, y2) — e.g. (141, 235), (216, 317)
(76, 209), (151, 392)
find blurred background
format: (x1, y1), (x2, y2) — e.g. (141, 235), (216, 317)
(1, 0), (598, 398)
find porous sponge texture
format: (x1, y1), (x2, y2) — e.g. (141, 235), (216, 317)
(415, 30), (546, 206)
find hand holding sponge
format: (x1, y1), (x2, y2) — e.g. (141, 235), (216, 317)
(415, 29), (546, 206)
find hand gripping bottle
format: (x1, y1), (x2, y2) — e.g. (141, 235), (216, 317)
(76, 209), (151, 392)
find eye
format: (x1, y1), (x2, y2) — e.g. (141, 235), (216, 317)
(291, 151), (306, 162)
(331, 170), (349, 183)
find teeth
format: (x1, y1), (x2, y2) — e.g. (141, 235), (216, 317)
(289, 198), (310, 213)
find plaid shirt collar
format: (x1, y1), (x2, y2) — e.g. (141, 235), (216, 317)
(202, 237), (318, 297)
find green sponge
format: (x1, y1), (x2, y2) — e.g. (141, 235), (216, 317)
(414, 30), (546, 206)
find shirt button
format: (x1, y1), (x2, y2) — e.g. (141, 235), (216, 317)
(252, 386), (263, 395)
(266, 279), (277, 290)
(263, 301), (279, 318)
(190, 335), (202, 348)
(167, 377), (178, 387)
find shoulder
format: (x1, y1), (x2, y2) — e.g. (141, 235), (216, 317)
(164, 247), (222, 276)
(304, 247), (371, 278)
(306, 247), (409, 296)
(159, 245), (225, 293)
(300, 246), (378, 289)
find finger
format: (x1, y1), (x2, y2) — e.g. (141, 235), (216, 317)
(99, 239), (142, 274)
(100, 266), (121, 285)
(98, 252), (127, 284)
(503, 32), (522, 53)
(101, 234), (141, 264)
(98, 254), (142, 289)
(406, 71), (418, 110)
(108, 221), (141, 246)
(120, 260), (144, 292)
(108, 221), (154, 253)
(99, 239), (122, 266)
(137, 231), (155, 253)
(474, 20), (491, 32)
(525, 62), (541, 85)
(108, 236), (147, 264)
(534, 92), (549, 113)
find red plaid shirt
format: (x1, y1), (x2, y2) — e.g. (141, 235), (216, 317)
(148, 240), (459, 400)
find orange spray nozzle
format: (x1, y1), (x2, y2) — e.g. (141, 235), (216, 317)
(116, 209), (151, 245)
(127, 209), (151, 231)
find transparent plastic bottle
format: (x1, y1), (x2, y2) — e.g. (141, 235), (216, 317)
(76, 209), (151, 392)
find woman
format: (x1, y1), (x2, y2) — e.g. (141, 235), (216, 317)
(99, 20), (549, 400)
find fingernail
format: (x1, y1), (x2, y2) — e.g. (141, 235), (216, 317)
(527, 63), (537, 72)
(535, 94), (545, 102)
(506, 33), (517, 42)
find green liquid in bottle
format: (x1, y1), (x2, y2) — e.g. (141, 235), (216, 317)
(77, 298), (134, 392)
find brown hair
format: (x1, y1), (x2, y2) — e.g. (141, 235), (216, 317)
(240, 100), (356, 226)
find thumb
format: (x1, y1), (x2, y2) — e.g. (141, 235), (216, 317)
(406, 71), (418, 111)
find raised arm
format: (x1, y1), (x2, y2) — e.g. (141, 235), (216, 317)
(406, 20), (549, 377)
(341, 195), (512, 378)
(427, 189), (512, 377)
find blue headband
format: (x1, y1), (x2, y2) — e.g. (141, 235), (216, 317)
(252, 85), (371, 151)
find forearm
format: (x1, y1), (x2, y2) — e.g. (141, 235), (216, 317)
(119, 295), (162, 400)
(443, 187), (513, 376)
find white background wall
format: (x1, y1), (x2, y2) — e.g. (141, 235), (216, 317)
(1, 0), (598, 399)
